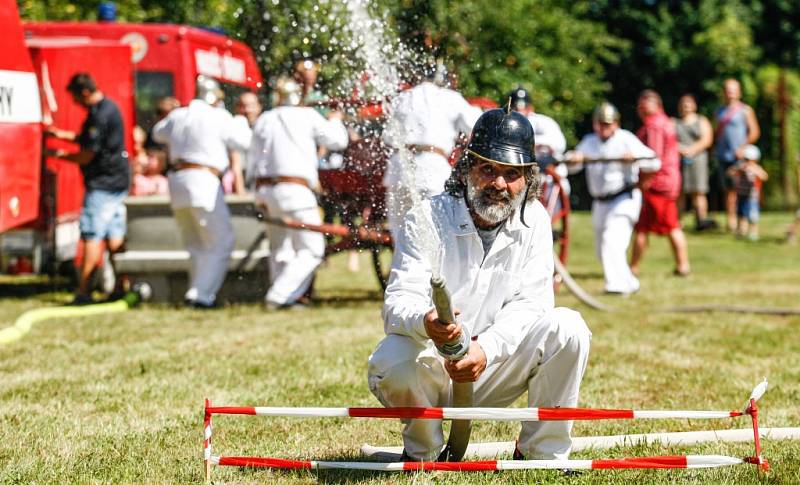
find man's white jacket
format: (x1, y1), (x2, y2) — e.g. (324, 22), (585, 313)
(383, 193), (555, 367)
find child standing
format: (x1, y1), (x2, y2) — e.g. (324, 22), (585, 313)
(727, 145), (768, 240)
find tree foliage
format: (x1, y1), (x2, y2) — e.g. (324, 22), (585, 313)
(383, 0), (628, 143)
(16, 0), (800, 205)
(17, 0), (233, 25)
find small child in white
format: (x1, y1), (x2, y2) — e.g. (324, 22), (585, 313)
(727, 145), (768, 240)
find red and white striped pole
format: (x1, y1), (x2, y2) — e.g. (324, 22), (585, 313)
(205, 405), (743, 421)
(210, 454), (744, 471)
(203, 380), (770, 475)
(204, 399), (212, 482)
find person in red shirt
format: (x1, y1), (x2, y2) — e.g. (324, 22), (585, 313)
(630, 90), (691, 277)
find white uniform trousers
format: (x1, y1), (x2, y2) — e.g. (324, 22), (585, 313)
(368, 307), (591, 461)
(172, 189), (235, 305)
(591, 189), (642, 294)
(257, 184), (325, 306)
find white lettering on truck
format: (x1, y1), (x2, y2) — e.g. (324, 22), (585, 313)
(0, 86), (13, 117)
(0, 70), (42, 123)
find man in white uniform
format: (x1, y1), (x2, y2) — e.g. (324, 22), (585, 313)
(369, 108), (591, 462)
(566, 102), (660, 294)
(248, 77), (348, 309)
(507, 86), (569, 186)
(383, 66), (482, 237)
(152, 76), (252, 308)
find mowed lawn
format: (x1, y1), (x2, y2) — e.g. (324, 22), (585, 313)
(1, 211), (798, 484)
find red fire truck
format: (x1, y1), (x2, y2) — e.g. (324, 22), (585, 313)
(0, 0), (42, 235)
(0, 3), (264, 276)
(24, 21), (264, 130)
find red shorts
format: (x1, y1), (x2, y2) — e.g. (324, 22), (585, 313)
(635, 191), (680, 235)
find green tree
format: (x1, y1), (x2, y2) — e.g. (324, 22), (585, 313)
(18, 0), (233, 25)
(228, 0), (358, 96)
(693, 0), (760, 96)
(384, 0), (627, 143)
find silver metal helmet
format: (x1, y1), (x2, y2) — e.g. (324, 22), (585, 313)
(196, 75), (222, 105)
(593, 101), (620, 124)
(273, 76), (303, 107)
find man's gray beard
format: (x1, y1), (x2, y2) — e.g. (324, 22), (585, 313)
(466, 177), (527, 226)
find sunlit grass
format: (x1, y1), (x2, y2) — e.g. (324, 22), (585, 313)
(0, 211), (798, 483)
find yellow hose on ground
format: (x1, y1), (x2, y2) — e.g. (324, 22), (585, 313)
(0, 292), (142, 345)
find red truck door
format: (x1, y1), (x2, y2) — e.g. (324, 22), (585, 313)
(0, 0), (43, 233)
(27, 40), (135, 223)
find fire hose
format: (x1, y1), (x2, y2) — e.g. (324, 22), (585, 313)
(259, 215), (392, 246)
(0, 284), (150, 345)
(430, 276), (473, 462)
(553, 254), (800, 316)
(260, 215), (798, 317)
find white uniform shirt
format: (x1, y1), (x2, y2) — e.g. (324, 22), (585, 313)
(385, 82), (482, 152)
(383, 82), (482, 188)
(383, 193), (554, 367)
(153, 100), (251, 209)
(573, 129), (660, 198)
(529, 112), (566, 156)
(529, 111), (571, 182)
(247, 106), (348, 188)
(152, 99), (251, 172)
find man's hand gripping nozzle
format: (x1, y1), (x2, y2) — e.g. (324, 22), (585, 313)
(430, 276), (472, 462)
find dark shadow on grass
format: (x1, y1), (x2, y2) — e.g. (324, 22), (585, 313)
(234, 466), (569, 484)
(562, 271), (604, 280)
(223, 454), (401, 484)
(313, 292), (384, 307)
(0, 277), (71, 301)
(747, 235), (790, 245)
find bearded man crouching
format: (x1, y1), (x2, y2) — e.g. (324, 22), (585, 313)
(367, 108), (592, 462)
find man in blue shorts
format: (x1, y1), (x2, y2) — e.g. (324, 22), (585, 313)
(46, 73), (130, 304)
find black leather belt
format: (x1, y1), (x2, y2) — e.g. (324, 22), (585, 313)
(594, 184), (635, 202)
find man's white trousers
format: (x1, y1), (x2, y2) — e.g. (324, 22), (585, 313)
(367, 307), (591, 461)
(257, 184), (324, 306)
(591, 189), (641, 294)
(171, 188), (234, 305)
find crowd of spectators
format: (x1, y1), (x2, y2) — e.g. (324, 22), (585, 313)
(46, 66), (794, 305)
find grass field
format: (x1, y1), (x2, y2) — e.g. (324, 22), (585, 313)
(1, 211), (798, 484)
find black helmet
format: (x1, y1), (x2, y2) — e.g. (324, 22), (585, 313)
(466, 108), (536, 166)
(506, 86), (531, 112)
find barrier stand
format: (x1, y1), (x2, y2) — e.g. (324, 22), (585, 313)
(744, 398), (768, 470)
(203, 381), (773, 478)
(743, 378), (769, 471)
(204, 399), (212, 482)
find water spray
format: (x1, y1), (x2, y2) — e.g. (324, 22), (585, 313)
(344, 0), (472, 461)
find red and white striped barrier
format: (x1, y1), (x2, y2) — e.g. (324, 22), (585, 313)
(210, 454), (743, 471)
(202, 379), (770, 480)
(205, 405), (743, 421)
(203, 398), (212, 481)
